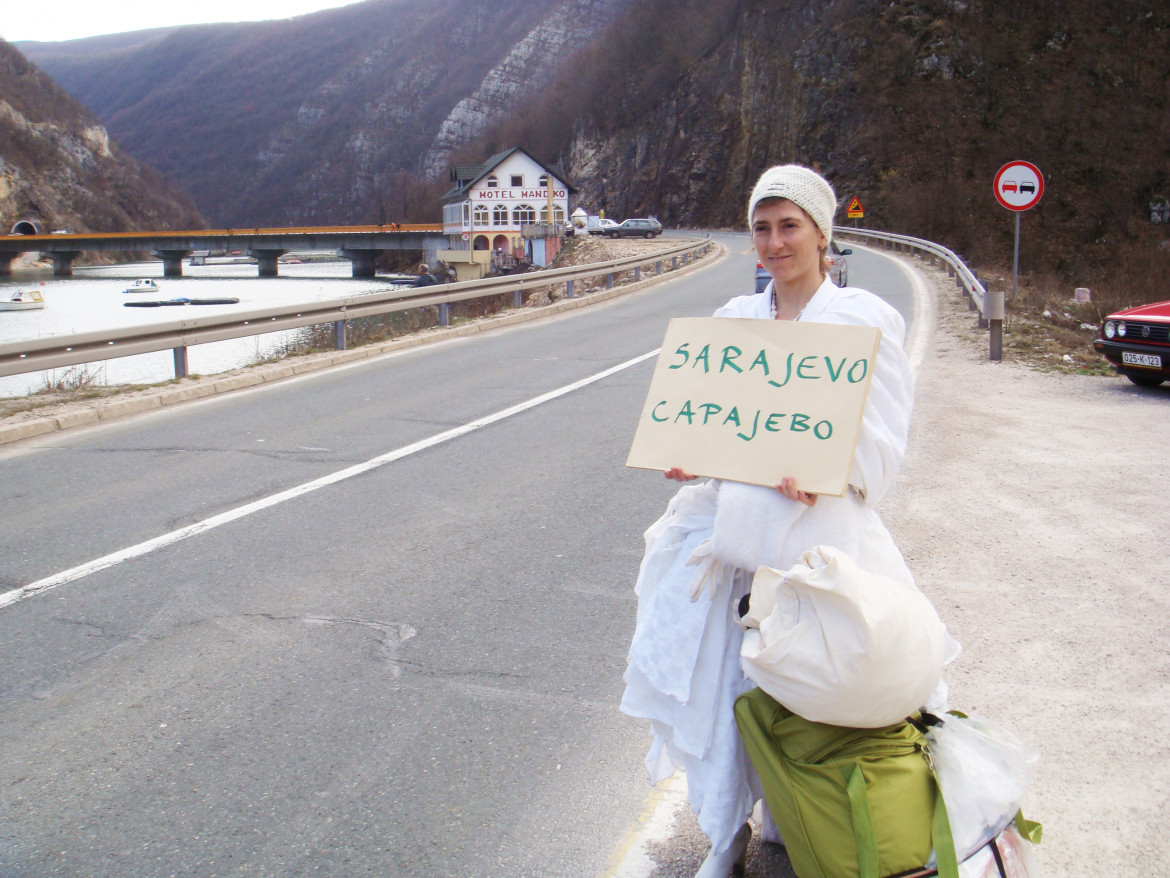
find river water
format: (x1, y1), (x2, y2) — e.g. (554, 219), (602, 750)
(0, 256), (411, 398)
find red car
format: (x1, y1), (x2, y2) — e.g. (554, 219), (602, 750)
(1093, 300), (1170, 386)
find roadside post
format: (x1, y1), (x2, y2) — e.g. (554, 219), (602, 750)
(993, 161), (1044, 300)
(985, 290), (1005, 361)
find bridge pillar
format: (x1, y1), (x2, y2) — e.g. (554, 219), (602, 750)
(51, 251), (82, 277)
(0, 253), (17, 276)
(154, 249), (191, 278)
(250, 249), (288, 278)
(339, 249), (380, 278)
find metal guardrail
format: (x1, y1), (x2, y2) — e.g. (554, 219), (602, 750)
(0, 236), (712, 380)
(836, 228), (1006, 361)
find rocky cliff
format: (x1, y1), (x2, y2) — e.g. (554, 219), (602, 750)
(17, 0), (1170, 291)
(21, 0), (630, 228)
(0, 40), (202, 238)
(474, 0), (1169, 284)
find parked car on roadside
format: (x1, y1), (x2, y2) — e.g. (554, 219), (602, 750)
(588, 218), (620, 235)
(606, 218), (663, 239)
(754, 241), (852, 293)
(1092, 300), (1170, 386)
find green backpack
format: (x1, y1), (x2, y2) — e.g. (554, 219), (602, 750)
(735, 688), (960, 878)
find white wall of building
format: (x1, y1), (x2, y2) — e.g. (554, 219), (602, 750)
(443, 151), (568, 254)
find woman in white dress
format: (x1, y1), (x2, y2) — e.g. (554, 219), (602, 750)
(620, 165), (921, 877)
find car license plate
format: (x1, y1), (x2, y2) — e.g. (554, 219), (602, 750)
(1123, 351), (1162, 368)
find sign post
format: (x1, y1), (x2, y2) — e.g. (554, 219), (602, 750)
(993, 161), (1044, 300)
(846, 196), (865, 227)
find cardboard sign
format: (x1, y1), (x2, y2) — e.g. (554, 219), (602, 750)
(626, 317), (881, 496)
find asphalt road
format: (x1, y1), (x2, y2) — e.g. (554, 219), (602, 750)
(0, 234), (918, 877)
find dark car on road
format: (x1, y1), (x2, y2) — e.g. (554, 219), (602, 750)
(754, 241), (851, 293)
(1093, 300), (1170, 386)
(606, 218), (663, 239)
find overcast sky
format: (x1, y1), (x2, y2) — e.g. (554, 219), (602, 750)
(2, 0), (366, 43)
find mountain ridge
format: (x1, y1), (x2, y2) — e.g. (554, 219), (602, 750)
(0, 39), (202, 241)
(19, 0), (631, 228)
(15, 0), (1170, 297)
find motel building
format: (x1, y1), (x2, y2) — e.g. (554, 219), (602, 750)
(438, 147), (574, 281)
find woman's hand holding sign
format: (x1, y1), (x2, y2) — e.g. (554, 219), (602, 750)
(665, 467), (816, 506)
(776, 476), (817, 507)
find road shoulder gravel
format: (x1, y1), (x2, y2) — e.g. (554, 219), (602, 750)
(881, 262), (1169, 876)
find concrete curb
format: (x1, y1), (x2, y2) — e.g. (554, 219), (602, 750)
(0, 241), (725, 447)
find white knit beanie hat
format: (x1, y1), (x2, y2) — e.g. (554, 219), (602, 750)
(748, 165), (837, 243)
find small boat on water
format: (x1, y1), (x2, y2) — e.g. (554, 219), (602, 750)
(123, 278), (160, 293)
(0, 289), (46, 311)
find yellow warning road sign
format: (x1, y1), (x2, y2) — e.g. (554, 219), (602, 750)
(846, 196), (865, 219)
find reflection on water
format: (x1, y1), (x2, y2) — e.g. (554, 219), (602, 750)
(0, 257), (409, 398)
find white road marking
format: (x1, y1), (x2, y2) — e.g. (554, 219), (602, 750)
(0, 349), (660, 610)
(890, 254), (935, 376)
(599, 773), (689, 878)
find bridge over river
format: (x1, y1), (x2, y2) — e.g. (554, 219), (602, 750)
(0, 224), (447, 278)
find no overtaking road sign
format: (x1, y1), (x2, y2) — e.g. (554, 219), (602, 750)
(994, 160), (1044, 302)
(994, 161), (1044, 211)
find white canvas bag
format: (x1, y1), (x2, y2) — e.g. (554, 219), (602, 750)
(739, 545), (946, 728)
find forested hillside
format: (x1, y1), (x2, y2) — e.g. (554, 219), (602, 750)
(20, 0), (629, 229)
(465, 0), (1169, 293)
(17, 0), (1170, 298)
(0, 40), (201, 237)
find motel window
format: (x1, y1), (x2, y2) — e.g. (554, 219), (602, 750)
(511, 175), (523, 187)
(492, 204), (509, 226)
(538, 175), (549, 188)
(540, 205), (566, 223)
(486, 175), (498, 188)
(473, 204), (489, 226)
(514, 204), (536, 226)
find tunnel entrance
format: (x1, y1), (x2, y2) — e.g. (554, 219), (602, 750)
(10, 220), (43, 235)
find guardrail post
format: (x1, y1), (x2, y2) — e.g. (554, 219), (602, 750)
(173, 346), (188, 379)
(985, 291), (1005, 361)
(514, 289), (523, 307)
(566, 280), (574, 299)
(334, 319), (347, 350)
(438, 303), (450, 327)
(606, 273), (614, 289)
(635, 266), (642, 282)
(672, 256), (678, 269)
(656, 260), (662, 275)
